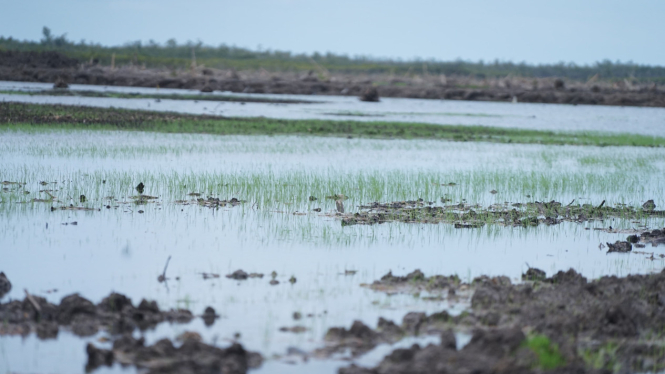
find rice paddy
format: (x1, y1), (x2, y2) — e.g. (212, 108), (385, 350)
(1, 86), (665, 374)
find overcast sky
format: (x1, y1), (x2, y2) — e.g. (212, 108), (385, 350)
(2, 0), (664, 65)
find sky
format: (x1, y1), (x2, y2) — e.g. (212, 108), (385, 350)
(1, 0), (664, 66)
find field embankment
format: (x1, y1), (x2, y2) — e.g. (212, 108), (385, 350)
(2, 51), (665, 108)
(2, 102), (664, 147)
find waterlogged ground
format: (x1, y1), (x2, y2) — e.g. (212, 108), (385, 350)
(1, 128), (664, 373)
(2, 80), (665, 136)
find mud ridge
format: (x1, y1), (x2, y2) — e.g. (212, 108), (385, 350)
(2, 51), (664, 108)
(0, 290), (198, 339)
(339, 199), (664, 228)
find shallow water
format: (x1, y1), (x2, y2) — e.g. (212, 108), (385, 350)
(1, 129), (665, 373)
(2, 80), (665, 136)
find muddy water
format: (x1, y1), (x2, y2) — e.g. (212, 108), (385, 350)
(1, 131), (665, 373)
(2, 80), (665, 136)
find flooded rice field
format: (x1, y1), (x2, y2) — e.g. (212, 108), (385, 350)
(2, 83), (665, 373)
(2, 80), (665, 136)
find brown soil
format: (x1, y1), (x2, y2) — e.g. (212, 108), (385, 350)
(2, 51), (664, 108)
(86, 334), (262, 374)
(326, 268), (665, 374)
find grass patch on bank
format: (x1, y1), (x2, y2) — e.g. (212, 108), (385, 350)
(1, 102), (664, 147)
(524, 334), (566, 370)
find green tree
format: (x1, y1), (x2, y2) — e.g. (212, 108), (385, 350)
(41, 26), (52, 45)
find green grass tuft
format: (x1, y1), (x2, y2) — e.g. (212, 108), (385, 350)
(525, 334), (566, 370)
(581, 342), (620, 371)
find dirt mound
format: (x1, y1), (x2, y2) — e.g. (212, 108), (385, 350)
(0, 272), (11, 299)
(471, 268), (665, 342)
(339, 327), (567, 374)
(360, 87), (380, 102)
(633, 227), (665, 246)
(316, 319), (405, 358)
(86, 334), (262, 374)
(336, 268), (665, 373)
(0, 291), (198, 339)
(0, 50), (79, 69)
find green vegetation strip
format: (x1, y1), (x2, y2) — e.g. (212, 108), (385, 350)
(1, 102), (663, 147)
(524, 334), (566, 370)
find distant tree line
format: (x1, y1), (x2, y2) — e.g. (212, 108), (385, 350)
(0, 27), (664, 82)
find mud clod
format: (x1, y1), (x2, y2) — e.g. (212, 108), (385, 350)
(365, 270), (463, 298)
(521, 267), (546, 281)
(319, 318), (410, 358)
(87, 335), (262, 374)
(359, 87), (380, 102)
(226, 270), (249, 280)
(402, 312), (427, 335)
(85, 343), (114, 372)
(0, 272), (11, 299)
(279, 326), (308, 333)
(606, 240), (632, 253)
(202, 306), (218, 326)
(643, 199), (656, 212)
(57, 294), (97, 324)
(376, 317), (404, 341)
(322, 320), (379, 356)
(53, 78), (69, 89)
(0, 291), (193, 338)
(633, 227), (665, 246)
(176, 331), (202, 343)
(439, 329), (456, 350)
